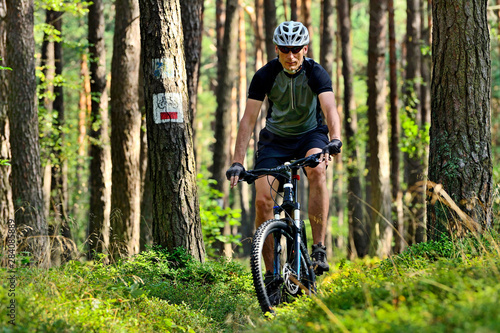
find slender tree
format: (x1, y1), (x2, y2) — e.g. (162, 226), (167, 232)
(338, 0), (367, 258)
(212, 0), (239, 256)
(110, 0), (142, 257)
(180, 0), (204, 126)
(87, 0), (111, 259)
(388, 0), (404, 253)
(0, 0), (13, 235)
(138, 0), (206, 261)
(404, 0), (426, 245)
(301, 0), (313, 59)
(263, 0), (277, 62)
(427, 0), (492, 238)
(367, 0), (392, 257)
(236, 2), (251, 256)
(6, 0), (49, 266)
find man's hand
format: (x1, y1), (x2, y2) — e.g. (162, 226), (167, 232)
(321, 139), (342, 165)
(226, 162), (246, 188)
(323, 139), (342, 155)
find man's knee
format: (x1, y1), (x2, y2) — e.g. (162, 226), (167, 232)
(307, 163), (327, 184)
(255, 193), (274, 214)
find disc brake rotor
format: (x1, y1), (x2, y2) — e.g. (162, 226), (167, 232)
(283, 263), (300, 295)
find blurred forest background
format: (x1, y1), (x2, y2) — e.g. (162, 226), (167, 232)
(1, 0), (498, 265)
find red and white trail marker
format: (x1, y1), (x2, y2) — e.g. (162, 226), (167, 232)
(153, 92), (183, 124)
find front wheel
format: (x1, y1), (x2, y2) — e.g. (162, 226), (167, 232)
(250, 219), (316, 314)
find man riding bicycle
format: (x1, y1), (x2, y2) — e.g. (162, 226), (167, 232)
(226, 21), (342, 280)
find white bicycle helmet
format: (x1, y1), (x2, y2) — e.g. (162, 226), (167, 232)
(273, 21), (309, 46)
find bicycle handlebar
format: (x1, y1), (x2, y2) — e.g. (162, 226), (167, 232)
(240, 152), (322, 184)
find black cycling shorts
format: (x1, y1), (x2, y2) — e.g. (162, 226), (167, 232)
(254, 125), (329, 170)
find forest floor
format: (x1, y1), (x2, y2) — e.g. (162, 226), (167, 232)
(1, 232), (500, 332)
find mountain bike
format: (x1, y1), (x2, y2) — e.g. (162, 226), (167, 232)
(240, 152), (323, 314)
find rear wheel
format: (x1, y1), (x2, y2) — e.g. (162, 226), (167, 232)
(250, 219), (316, 314)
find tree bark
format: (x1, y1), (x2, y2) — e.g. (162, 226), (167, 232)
(301, 0), (314, 59)
(427, 0), (492, 239)
(0, 0), (13, 237)
(213, 0), (238, 194)
(138, 0), (205, 262)
(404, 0), (426, 245)
(263, 0), (277, 62)
(338, 0), (367, 258)
(367, 0), (392, 257)
(6, 0), (49, 266)
(236, 2), (251, 257)
(388, 0), (404, 253)
(110, 0), (142, 257)
(180, 0), (204, 128)
(212, 0), (239, 256)
(88, 0), (111, 260)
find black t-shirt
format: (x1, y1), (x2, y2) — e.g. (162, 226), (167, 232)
(248, 58), (333, 137)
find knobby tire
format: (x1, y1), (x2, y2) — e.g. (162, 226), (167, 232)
(250, 219), (316, 314)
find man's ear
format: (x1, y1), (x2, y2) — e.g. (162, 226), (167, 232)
(275, 45), (279, 55)
(303, 45), (309, 54)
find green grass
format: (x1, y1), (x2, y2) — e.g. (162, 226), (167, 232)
(2, 232), (500, 332)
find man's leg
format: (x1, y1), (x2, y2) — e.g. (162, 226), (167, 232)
(254, 176), (279, 272)
(304, 148), (330, 274)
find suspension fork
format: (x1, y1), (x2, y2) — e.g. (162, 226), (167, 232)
(291, 168), (302, 279)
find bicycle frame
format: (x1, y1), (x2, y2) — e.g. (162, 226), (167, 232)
(272, 165), (304, 283)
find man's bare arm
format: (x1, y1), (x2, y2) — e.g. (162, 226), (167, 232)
(230, 98), (263, 187)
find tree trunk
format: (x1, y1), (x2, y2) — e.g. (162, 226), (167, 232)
(237, 2), (251, 257)
(6, 0), (49, 266)
(0, 0), (13, 238)
(404, 0), (426, 245)
(338, 0), (367, 258)
(320, 0), (334, 77)
(138, 53), (152, 251)
(301, 0), (313, 59)
(320, 0), (335, 257)
(212, 0), (239, 256)
(216, 0), (225, 64)
(180, 0), (204, 128)
(427, 0), (492, 239)
(88, 0), (111, 260)
(49, 10), (73, 263)
(388, 0), (404, 253)
(290, 0), (300, 21)
(110, 0), (142, 257)
(39, 10), (56, 221)
(138, 0), (206, 262)
(263, 0), (277, 62)
(367, 0), (392, 257)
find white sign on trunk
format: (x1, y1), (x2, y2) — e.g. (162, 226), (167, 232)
(153, 92), (183, 123)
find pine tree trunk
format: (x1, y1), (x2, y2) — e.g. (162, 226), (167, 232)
(404, 0), (426, 245)
(263, 0), (277, 62)
(180, 0), (204, 130)
(388, 0), (404, 253)
(138, 0), (205, 262)
(237, 3), (251, 257)
(6, 0), (49, 266)
(110, 0), (142, 257)
(301, 0), (313, 59)
(427, 0), (492, 238)
(367, 0), (392, 257)
(212, 0), (239, 256)
(338, 0), (367, 258)
(0, 0), (13, 237)
(88, 0), (111, 260)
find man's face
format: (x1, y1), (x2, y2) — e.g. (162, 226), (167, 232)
(276, 45), (308, 72)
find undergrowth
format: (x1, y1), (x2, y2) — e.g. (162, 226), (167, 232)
(2, 232), (500, 332)
(0, 246), (259, 332)
(256, 230), (500, 332)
